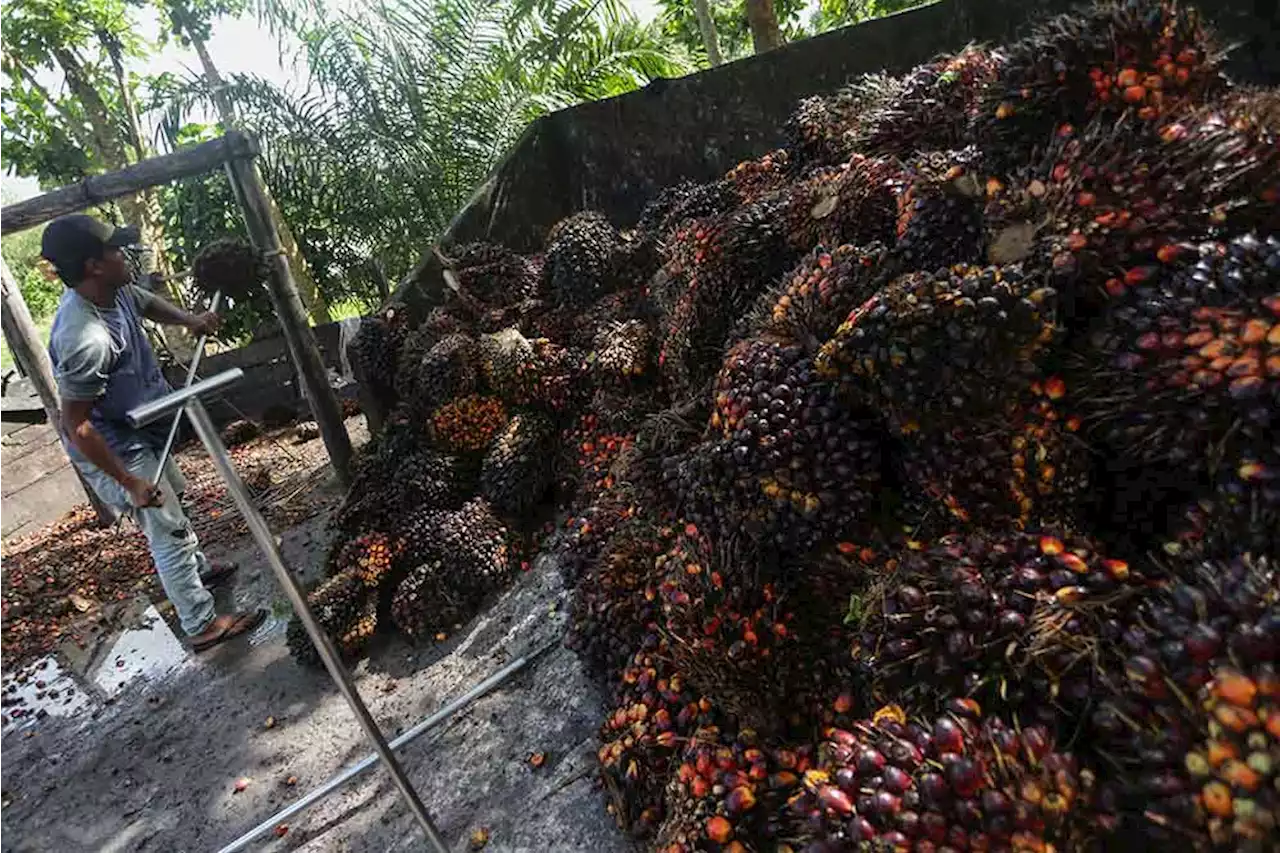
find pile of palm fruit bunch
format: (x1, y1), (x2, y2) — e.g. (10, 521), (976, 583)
(312, 2), (1279, 848)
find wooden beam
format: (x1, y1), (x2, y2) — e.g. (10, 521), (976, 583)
(0, 132), (260, 235)
(223, 154), (353, 486)
(1, 257), (117, 525)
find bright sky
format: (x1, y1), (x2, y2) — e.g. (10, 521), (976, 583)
(2, 0), (657, 202)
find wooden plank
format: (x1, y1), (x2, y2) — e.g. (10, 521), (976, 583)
(0, 132), (259, 235)
(0, 422), (59, 466)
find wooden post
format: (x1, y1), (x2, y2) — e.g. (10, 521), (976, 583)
(223, 153), (353, 486)
(1, 257), (117, 526)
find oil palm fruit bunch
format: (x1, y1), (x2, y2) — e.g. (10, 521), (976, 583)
(783, 73), (902, 172)
(555, 492), (647, 587)
(780, 155), (900, 253)
(637, 180), (739, 245)
(655, 726), (809, 852)
(852, 46), (1000, 160)
(286, 569), (374, 667)
(389, 557), (475, 642)
(891, 150), (986, 273)
(723, 149), (791, 205)
(1089, 553), (1277, 848)
(671, 335), (883, 553)
(1175, 445), (1280, 556)
(815, 264), (1059, 433)
(976, 0), (1224, 175)
(559, 414), (637, 506)
(1069, 290), (1278, 475)
(477, 328), (535, 396)
(448, 242), (541, 304)
(190, 237), (269, 303)
(544, 211), (622, 306)
(480, 412), (558, 519)
(897, 377), (1091, 529)
(746, 242), (892, 346)
(658, 543), (860, 737)
(429, 394), (509, 454)
(350, 303), (411, 406)
(331, 531), (403, 589)
(596, 637), (720, 839)
(567, 514), (671, 677)
(787, 704), (1110, 851)
(849, 529), (1138, 728)
(594, 320), (653, 383)
(396, 331), (478, 418)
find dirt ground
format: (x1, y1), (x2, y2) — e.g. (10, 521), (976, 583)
(0, 431), (633, 853)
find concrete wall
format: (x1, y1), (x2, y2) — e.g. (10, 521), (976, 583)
(428, 0), (1277, 259)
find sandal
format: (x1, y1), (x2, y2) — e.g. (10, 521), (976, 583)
(191, 609), (267, 652)
(199, 560), (239, 588)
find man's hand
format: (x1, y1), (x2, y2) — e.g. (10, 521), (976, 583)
(188, 311), (222, 337)
(123, 474), (163, 508)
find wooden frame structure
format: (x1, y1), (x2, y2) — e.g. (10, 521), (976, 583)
(0, 130), (353, 487)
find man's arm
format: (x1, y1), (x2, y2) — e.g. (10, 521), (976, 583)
(136, 288), (220, 336)
(62, 399), (160, 507)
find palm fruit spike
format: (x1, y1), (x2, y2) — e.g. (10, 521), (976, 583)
(788, 704), (1112, 850)
(742, 242), (891, 347)
(815, 264), (1059, 432)
(446, 241), (540, 305)
(722, 149), (790, 205)
(851, 45), (1001, 160)
(429, 394), (508, 455)
(665, 335), (883, 554)
(330, 531), (403, 589)
(976, 0), (1225, 175)
(848, 528), (1139, 728)
(190, 237), (269, 303)
(1090, 553), (1277, 848)
(595, 636), (720, 839)
(336, 594), (379, 658)
(654, 726), (808, 852)
(780, 155), (900, 254)
(286, 570), (371, 667)
(477, 327), (535, 396)
(566, 513), (671, 677)
(479, 412), (558, 519)
(543, 211), (622, 306)
(636, 180), (738, 245)
(897, 377), (1091, 529)
(890, 149), (985, 273)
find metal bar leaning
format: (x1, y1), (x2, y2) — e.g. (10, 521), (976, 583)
(216, 636), (561, 853)
(126, 373), (447, 853)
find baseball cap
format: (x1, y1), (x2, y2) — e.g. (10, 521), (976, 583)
(40, 214), (141, 281)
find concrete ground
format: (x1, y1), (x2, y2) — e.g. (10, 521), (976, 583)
(0, 503), (632, 853)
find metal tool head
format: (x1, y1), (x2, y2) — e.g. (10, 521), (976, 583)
(126, 368), (245, 427)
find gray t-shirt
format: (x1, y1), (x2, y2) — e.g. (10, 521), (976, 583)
(48, 285), (171, 455)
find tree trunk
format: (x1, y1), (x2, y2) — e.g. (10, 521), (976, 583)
(691, 0), (724, 65)
(743, 0), (784, 53)
(188, 30), (332, 325)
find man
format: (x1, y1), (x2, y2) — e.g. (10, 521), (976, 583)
(43, 214), (265, 651)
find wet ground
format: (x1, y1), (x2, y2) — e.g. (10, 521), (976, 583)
(0, 468), (632, 852)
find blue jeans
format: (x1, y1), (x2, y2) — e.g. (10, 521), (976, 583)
(72, 445), (217, 636)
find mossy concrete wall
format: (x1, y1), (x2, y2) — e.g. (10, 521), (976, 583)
(395, 0), (1278, 305)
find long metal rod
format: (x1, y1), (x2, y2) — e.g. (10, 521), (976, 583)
(217, 637), (559, 853)
(180, 398), (448, 853)
(150, 290), (222, 487)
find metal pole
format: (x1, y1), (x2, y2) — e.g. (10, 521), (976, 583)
(177, 397), (447, 853)
(216, 637), (559, 853)
(150, 290), (222, 487)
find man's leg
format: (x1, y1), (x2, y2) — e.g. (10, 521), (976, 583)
(125, 448), (219, 636)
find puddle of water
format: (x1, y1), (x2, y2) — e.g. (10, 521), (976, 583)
(90, 603), (192, 697)
(1, 657), (96, 735)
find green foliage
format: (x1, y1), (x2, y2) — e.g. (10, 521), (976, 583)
(812, 0), (930, 31)
(657, 0), (808, 64)
(1, 229), (63, 321)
